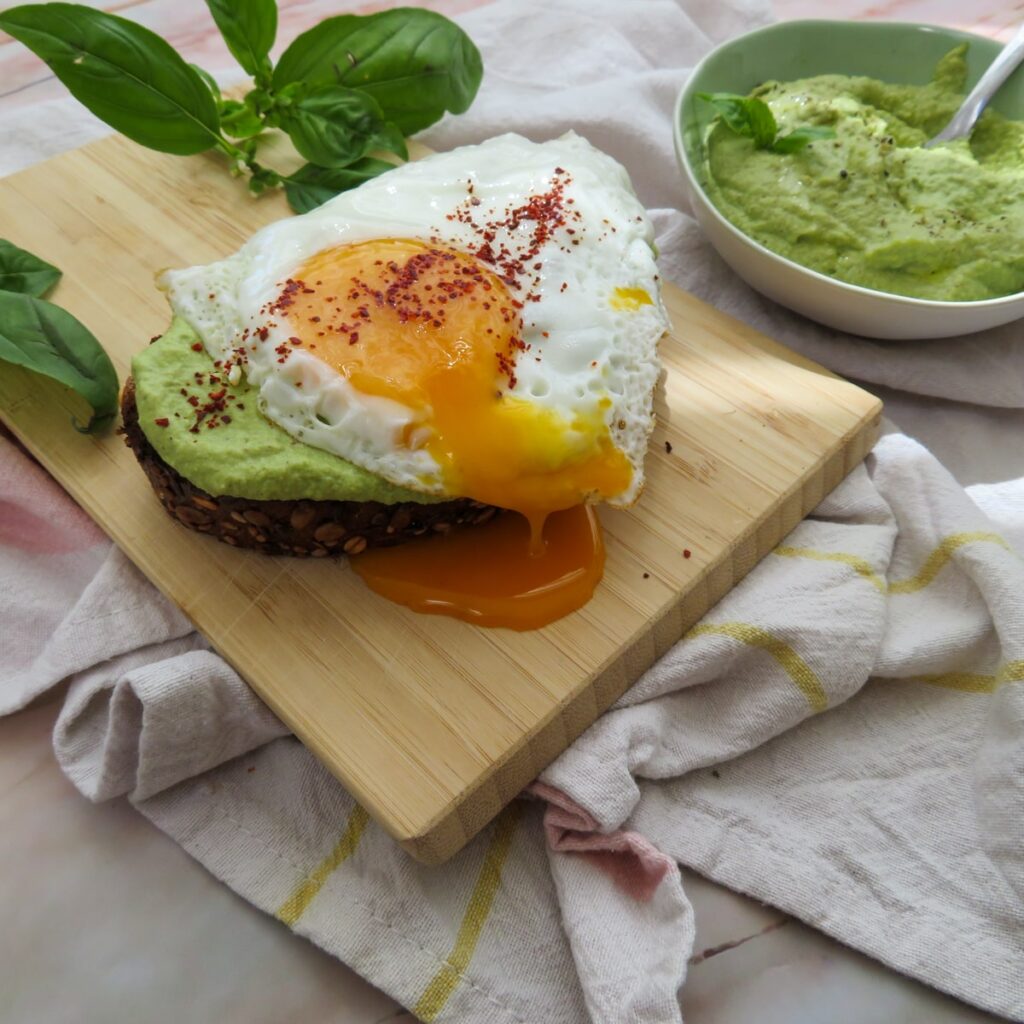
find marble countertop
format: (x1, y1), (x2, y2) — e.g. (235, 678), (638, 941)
(1, 0), (1017, 1020)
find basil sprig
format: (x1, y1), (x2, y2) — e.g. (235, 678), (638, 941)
(0, 0), (483, 211)
(698, 92), (835, 153)
(0, 241), (118, 433)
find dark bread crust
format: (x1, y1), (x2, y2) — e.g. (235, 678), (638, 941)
(120, 376), (497, 556)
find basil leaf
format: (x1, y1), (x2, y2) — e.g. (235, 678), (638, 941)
(284, 158), (394, 213)
(191, 63), (221, 102)
(0, 240), (61, 297)
(273, 9), (483, 134)
(698, 91), (778, 148)
(372, 120), (408, 161)
(278, 84), (386, 167)
(746, 98), (777, 149)
(0, 291), (118, 432)
(697, 92), (756, 138)
(204, 0), (276, 84)
(219, 98), (264, 139)
(247, 165), (282, 195)
(0, 3), (220, 155)
(772, 125), (836, 153)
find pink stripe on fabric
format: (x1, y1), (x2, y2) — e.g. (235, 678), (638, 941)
(529, 781), (676, 902)
(0, 434), (105, 553)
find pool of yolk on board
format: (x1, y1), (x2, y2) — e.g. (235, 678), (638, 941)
(351, 505), (604, 630)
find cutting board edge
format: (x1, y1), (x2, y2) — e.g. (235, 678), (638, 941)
(396, 400), (883, 863)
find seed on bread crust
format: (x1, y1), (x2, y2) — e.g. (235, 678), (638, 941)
(119, 375), (500, 557)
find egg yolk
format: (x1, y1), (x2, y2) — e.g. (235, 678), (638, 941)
(281, 238), (629, 628)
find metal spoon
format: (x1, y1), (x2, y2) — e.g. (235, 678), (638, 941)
(926, 22), (1024, 146)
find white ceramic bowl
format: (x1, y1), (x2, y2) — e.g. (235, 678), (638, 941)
(673, 20), (1024, 340)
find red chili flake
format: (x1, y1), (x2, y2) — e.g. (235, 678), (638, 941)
(289, 337), (301, 346)
(683, 549), (692, 559)
(190, 342), (203, 352)
(154, 417), (170, 427)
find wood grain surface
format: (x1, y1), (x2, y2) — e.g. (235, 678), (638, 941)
(0, 133), (882, 862)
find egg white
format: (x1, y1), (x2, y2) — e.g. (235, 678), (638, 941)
(160, 132), (668, 506)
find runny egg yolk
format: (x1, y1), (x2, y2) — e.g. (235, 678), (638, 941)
(281, 238), (630, 628)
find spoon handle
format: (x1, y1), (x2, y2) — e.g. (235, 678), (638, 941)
(929, 22), (1024, 144)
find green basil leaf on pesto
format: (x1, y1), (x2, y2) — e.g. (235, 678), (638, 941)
(746, 98), (778, 149)
(204, 0), (276, 84)
(698, 90), (833, 154)
(696, 92), (763, 139)
(284, 158), (395, 213)
(0, 3), (220, 155)
(771, 125), (836, 153)
(278, 84), (387, 167)
(0, 240), (61, 297)
(0, 292), (118, 432)
(273, 9), (483, 134)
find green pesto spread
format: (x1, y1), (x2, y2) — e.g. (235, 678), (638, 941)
(702, 46), (1024, 301)
(133, 318), (438, 503)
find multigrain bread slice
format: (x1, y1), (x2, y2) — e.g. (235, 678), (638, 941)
(120, 376), (497, 557)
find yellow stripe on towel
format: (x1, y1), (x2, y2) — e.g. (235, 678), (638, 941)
(888, 532), (1009, 594)
(773, 545), (886, 593)
(772, 531), (1011, 597)
(688, 622), (828, 712)
(414, 803), (523, 1022)
(276, 803), (370, 927)
(896, 659), (1024, 695)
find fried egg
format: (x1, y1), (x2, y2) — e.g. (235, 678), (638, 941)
(161, 133), (667, 524)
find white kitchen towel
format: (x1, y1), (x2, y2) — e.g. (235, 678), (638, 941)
(3, 1), (1024, 1022)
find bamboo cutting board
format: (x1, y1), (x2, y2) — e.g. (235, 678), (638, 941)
(0, 134), (882, 863)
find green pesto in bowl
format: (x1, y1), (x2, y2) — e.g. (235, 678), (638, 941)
(700, 45), (1024, 301)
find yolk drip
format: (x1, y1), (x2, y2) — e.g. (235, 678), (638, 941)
(350, 505), (604, 630)
(279, 238), (628, 628)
